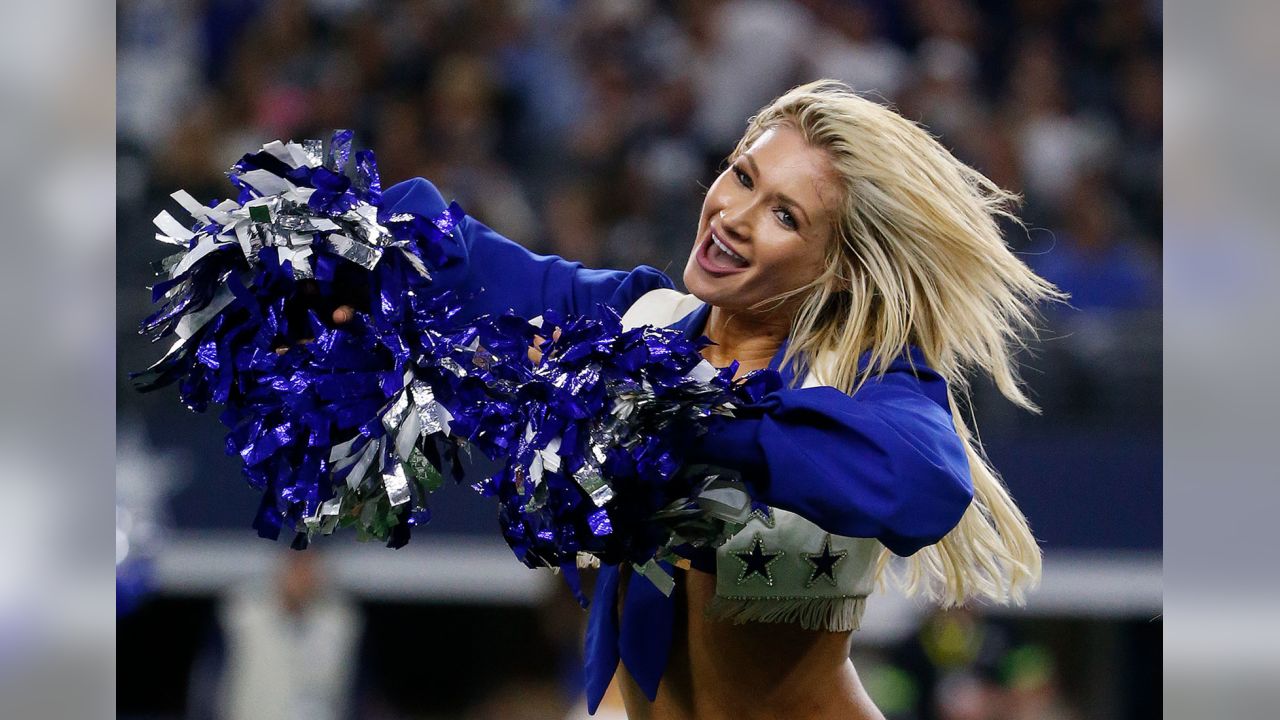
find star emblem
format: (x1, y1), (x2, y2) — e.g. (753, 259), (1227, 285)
(732, 532), (784, 586)
(749, 499), (776, 528)
(802, 535), (848, 588)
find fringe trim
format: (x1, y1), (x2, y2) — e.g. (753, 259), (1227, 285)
(705, 595), (867, 632)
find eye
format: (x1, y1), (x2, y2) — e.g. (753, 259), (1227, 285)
(732, 165), (753, 189)
(775, 207), (798, 230)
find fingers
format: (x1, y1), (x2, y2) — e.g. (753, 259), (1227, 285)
(528, 334), (545, 365)
(276, 338), (314, 355)
(276, 303), (353, 358)
(527, 329), (562, 365)
(275, 284), (353, 358)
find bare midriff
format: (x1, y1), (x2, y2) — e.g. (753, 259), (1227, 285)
(616, 567), (885, 720)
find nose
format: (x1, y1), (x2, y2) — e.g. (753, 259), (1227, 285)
(717, 206), (750, 243)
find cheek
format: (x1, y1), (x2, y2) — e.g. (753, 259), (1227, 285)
(775, 243), (828, 289)
(802, 249), (829, 282)
(700, 172), (738, 218)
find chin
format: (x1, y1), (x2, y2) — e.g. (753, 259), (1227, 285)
(681, 258), (719, 304)
(681, 258), (703, 297)
(682, 269), (742, 311)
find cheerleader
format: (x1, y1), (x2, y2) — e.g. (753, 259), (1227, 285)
(343, 80), (1056, 720)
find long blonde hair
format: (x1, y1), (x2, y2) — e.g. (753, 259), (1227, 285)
(732, 80), (1063, 607)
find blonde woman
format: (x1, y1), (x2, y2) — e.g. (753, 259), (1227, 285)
(367, 80), (1057, 720)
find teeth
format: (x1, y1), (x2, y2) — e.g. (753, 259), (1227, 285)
(711, 233), (746, 263)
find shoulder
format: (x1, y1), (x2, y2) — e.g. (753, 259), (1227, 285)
(619, 288), (701, 329)
(598, 267), (678, 319)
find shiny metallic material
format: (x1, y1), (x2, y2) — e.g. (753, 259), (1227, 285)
(382, 463), (411, 507)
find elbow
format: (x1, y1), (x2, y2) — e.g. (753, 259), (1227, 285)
(881, 460), (974, 557)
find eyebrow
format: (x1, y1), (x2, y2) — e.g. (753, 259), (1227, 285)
(742, 154), (813, 227)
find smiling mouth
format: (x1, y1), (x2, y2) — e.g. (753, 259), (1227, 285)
(697, 231), (749, 275)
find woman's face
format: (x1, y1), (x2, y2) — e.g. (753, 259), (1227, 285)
(684, 125), (841, 318)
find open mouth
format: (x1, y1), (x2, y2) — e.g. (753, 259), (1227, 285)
(696, 231), (749, 275)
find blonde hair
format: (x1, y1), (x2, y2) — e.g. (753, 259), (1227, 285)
(731, 80), (1063, 607)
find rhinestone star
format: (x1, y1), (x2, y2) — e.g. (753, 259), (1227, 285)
(732, 532), (784, 586)
(802, 535), (848, 588)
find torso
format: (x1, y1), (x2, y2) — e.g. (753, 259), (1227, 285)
(614, 291), (886, 720)
(616, 567), (886, 720)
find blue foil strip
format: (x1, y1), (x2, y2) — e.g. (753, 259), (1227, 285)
(135, 132), (778, 589)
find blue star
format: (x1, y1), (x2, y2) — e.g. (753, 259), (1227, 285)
(802, 534), (848, 588)
(732, 532), (784, 586)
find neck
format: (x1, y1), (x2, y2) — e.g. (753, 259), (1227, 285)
(702, 305), (791, 374)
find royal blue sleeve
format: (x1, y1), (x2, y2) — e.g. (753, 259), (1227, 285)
(381, 177), (674, 321)
(691, 367), (973, 557)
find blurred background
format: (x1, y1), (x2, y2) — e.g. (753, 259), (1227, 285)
(116, 1), (1161, 718)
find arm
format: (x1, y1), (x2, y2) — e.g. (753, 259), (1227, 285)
(691, 367), (973, 557)
(381, 178), (674, 322)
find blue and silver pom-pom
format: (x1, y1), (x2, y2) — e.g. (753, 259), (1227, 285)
(133, 130), (471, 548)
(135, 131), (777, 599)
(459, 308), (780, 598)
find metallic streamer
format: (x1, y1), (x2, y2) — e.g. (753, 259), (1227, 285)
(382, 463), (411, 507)
(137, 131), (783, 580)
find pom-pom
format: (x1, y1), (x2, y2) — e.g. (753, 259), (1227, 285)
(133, 131), (471, 547)
(468, 308), (770, 591)
(134, 133), (779, 596)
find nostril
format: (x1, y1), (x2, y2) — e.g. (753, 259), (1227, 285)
(717, 221), (748, 245)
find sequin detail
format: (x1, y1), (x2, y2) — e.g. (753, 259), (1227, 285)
(802, 534), (848, 588)
(731, 532), (784, 587)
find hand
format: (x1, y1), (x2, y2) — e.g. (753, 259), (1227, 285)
(273, 280), (360, 354)
(527, 328), (561, 365)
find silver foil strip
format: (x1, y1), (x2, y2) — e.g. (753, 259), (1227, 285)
(327, 234), (382, 270)
(574, 467), (615, 507)
(381, 463), (411, 507)
(408, 381), (445, 437)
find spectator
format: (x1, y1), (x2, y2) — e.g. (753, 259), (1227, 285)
(187, 551), (364, 720)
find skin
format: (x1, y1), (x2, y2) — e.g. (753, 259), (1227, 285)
(616, 568), (885, 720)
(602, 126), (883, 720)
(684, 126), (842, 377)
